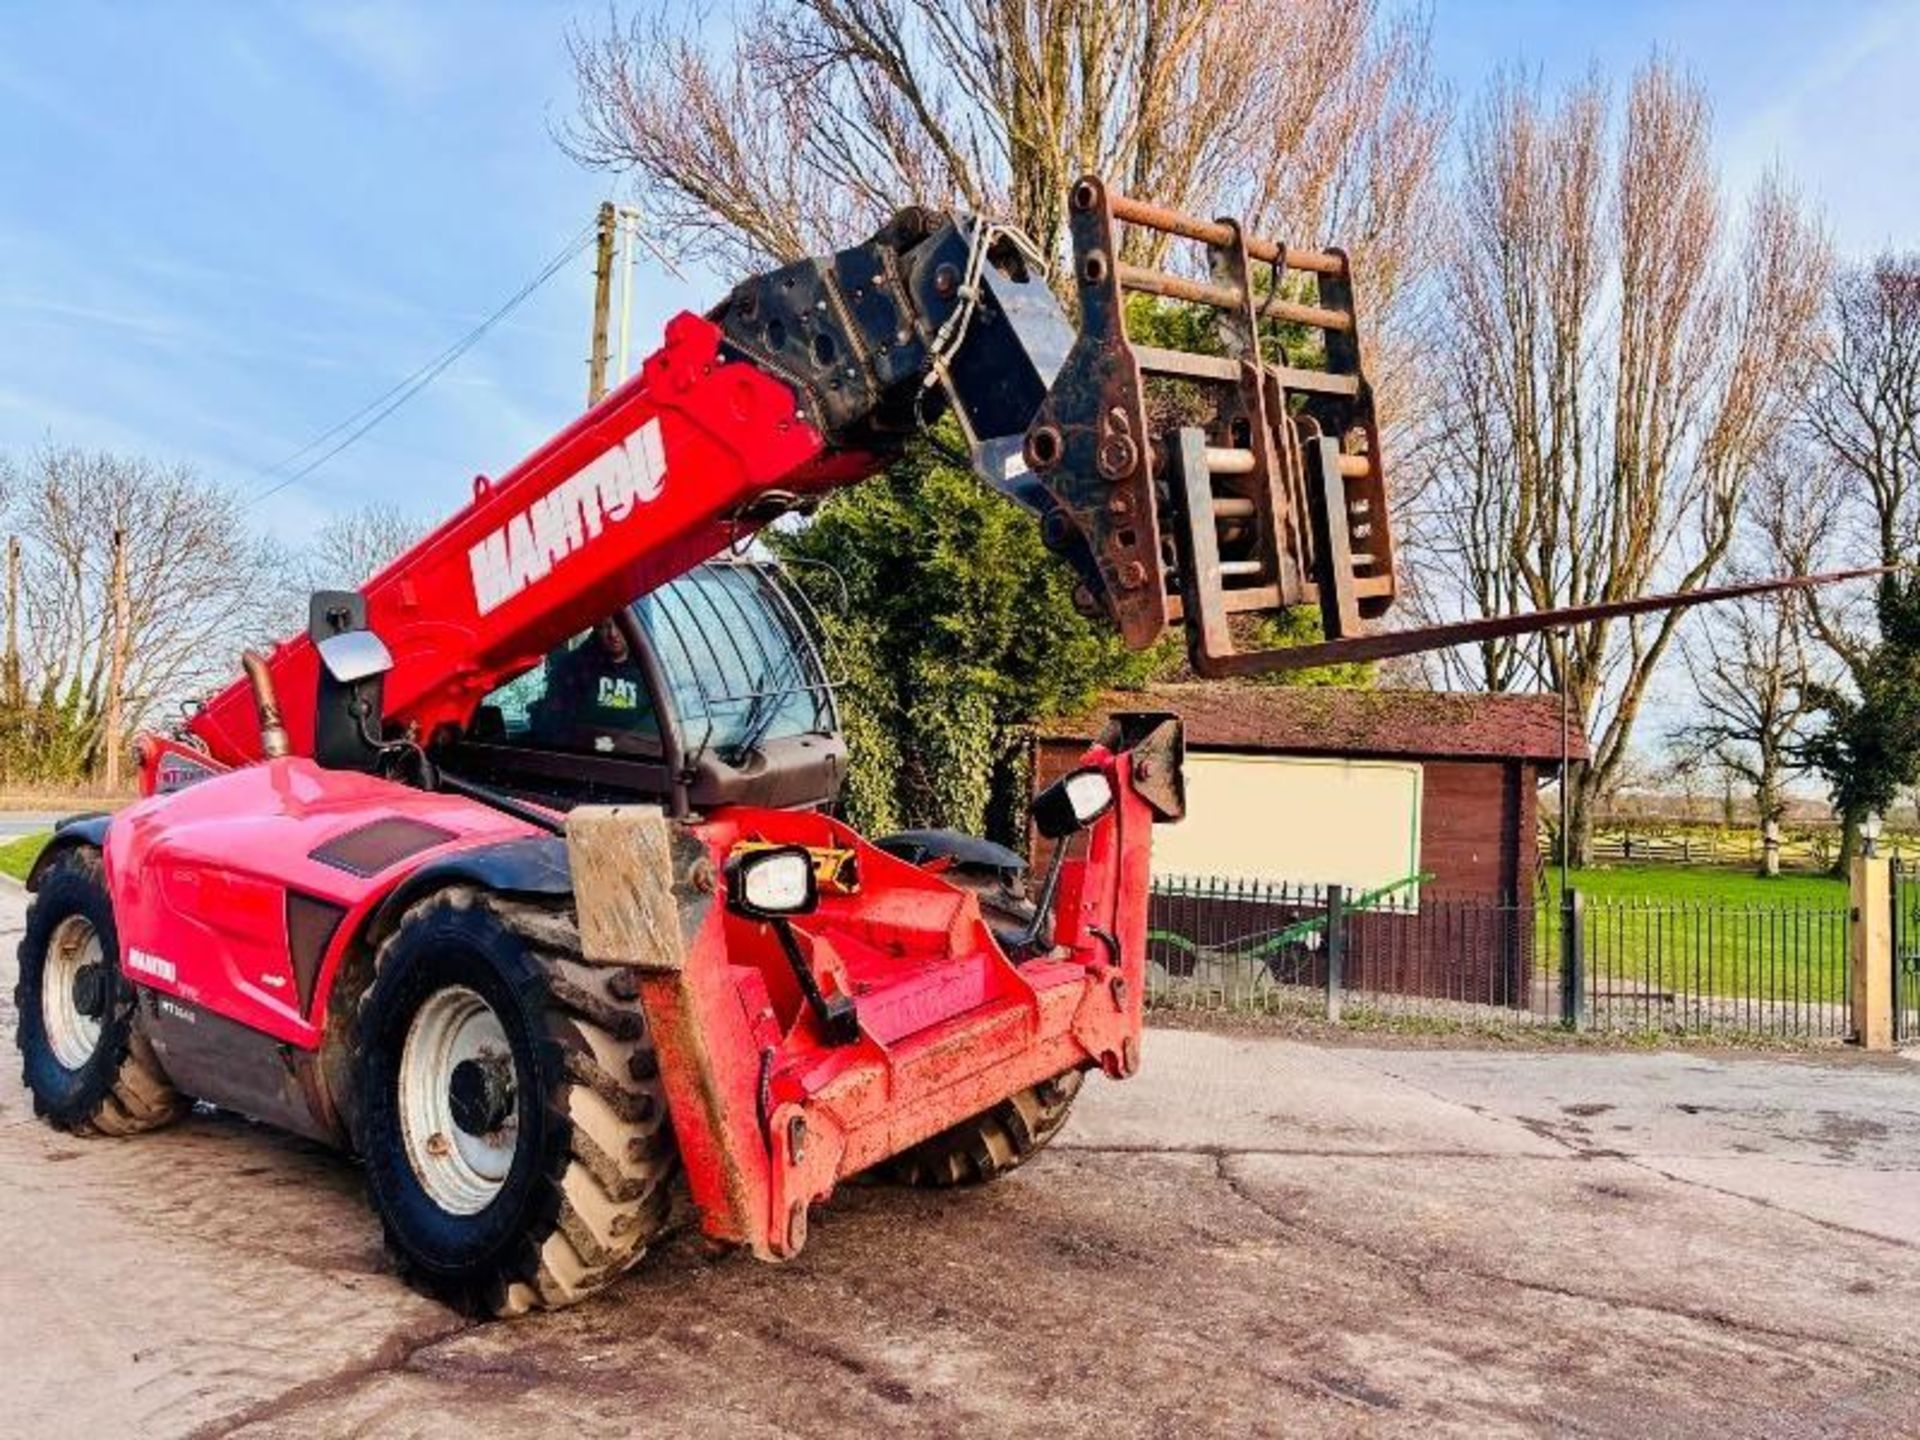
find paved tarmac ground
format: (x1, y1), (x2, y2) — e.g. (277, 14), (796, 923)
(4, 884), (1920, 1438)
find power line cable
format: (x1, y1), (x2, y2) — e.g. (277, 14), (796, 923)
(246, 219), (598, 508)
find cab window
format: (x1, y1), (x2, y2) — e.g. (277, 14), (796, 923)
(638, 563), (834, 758)
(478, 620), (660, 758)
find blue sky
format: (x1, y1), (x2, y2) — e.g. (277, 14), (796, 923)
(0, 0), (1916, 550)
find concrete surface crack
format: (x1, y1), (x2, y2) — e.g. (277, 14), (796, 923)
(1205, 1151), (1435, 1303)
(1613, 1153), (1920, 1256)
(1344, 1058), (1920, 1255)
(1058, 1140), (1565, 1162)
(185, 1311), (475, 1439)
(1208, 1149), (1910, 1365)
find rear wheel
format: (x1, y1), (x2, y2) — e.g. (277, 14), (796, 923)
(883, 1069), (1085, 1187)
(356, 887), (677, 1316)
(14, 846), (184, 1136)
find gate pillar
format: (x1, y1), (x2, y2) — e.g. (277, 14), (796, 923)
(1850, 855), (1893, 1051)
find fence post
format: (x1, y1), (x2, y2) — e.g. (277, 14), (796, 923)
(1850, 855), (1894, 1050)
(1325, 884), (1346, 1023)
(1560, 887), (1585, 1031)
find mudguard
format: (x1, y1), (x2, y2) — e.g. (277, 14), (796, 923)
(363, 834), (575, 939)
(26, 813), (112, 891)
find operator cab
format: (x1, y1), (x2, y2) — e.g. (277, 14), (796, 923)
(437, 559), (846, 815)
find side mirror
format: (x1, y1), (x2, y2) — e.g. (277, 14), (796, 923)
(726, 845), (820, 919)
(308, 591), (390, 774)
(1032, 766), (1115, 840)
(316, 629), (393, 683)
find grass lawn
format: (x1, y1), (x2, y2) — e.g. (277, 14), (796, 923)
(0, 831), (50, 883)
(1536, 864), (1850, 1008)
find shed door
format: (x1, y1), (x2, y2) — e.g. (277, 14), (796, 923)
(1150, 753), (1423, 899)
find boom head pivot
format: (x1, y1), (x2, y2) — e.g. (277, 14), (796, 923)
(709, 179), (1395, 678)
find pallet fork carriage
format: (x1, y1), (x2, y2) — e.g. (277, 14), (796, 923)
(12, 176), (1879, 1313)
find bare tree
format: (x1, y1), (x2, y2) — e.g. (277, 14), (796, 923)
(1779, 254), (1920, 865)
(560, 1), (1444, 322)
(1671, 448), (1838, 847)
(0, 446), (284, 781)
(102, 527), (130, 788)
(1675, 603), (1813, 825)
(1410, 63), (1829, 859)
(300, 503), (426, 593)
(1796, 255), (1920, 668)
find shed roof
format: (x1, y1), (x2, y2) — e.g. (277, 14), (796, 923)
(1040, 683), (1588, 765)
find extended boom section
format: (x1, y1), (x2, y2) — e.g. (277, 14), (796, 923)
(187, 180), (1394, 766)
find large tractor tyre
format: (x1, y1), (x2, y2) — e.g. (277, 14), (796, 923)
(355, 886), (677, 1317)
(883, 1068), (1085, 1187)
(14, 845), (184, 1136)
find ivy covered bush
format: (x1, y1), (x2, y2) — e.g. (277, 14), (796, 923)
(771, 431), (1167, 844)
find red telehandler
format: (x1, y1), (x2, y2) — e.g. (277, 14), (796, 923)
(11, 178), (1874, 1315)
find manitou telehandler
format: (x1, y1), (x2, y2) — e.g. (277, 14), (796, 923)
(12, 177), (1870, 1316)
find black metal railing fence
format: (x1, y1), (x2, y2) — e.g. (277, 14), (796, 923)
(1892, 860), (1920, 1044)
(1148, 875), (1852, 1042)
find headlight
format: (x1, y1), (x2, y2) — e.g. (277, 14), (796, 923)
(726, 845), (820, 918)
(1032, 766), (1116, 840)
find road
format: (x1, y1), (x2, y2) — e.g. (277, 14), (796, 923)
(4, 883), (1920, 1437)
(0, 810), (72, 840)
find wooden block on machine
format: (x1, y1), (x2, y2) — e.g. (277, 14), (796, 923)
(565, 804), (689, 971)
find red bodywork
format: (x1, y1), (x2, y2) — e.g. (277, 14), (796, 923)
(642, 739), (1152, 1259)
(117, 300), (1166, 1261)
(110, 741), (1152, 1259)
(113, 761), (530, 1047)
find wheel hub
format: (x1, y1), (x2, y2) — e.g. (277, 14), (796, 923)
(448, 1055), (515, 1136)
(397, 985), (521, 1216)
(71, 962), (108, 1020)
(40, 913), (105, 1070)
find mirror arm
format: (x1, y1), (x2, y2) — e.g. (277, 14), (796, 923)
(1012, 833), (1075, 952)
(771, 918), (860, 1045)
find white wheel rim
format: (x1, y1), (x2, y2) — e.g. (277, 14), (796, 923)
(398, 985), (520, 1216)
(41, 914), (105, 1070)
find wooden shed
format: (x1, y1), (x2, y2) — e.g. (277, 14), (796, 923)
(1035, 684), (1587, 1007)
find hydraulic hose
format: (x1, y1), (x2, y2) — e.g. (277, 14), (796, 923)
(241, 650), (289, 759)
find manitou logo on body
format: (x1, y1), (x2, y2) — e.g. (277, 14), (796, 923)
(468, 417), (669, 614)
(125, 947), (177, 984)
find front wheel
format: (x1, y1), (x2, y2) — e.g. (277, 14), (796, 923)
(356, 888), (677, 1316)
(14, 845), (184, 1136)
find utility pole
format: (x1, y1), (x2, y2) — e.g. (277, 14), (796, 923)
(103, 526), (129, 790)
(587, 200), (618, 406)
